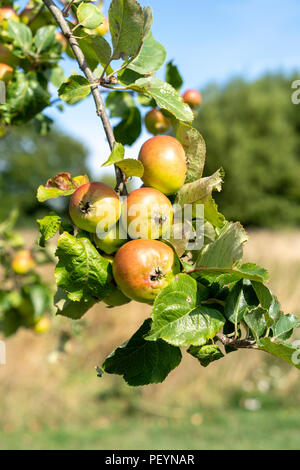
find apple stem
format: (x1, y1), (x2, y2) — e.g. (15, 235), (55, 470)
(42, 0), (127, 196)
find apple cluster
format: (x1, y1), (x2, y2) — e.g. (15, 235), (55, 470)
(69, 135), (188, 306)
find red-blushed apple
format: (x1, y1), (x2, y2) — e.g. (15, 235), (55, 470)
(69, 182), (121, 234)
(103, 288), (131, 307)
(138, 135), (187, 195)
(94, 221), (128, 254)
(112, 239), (180, 304)
(55, 32), (67, 52)
(11, 250), (35, 274)
(182, 89), (202, 109)
(0, 7), (19, 28)
(0, 63), (13, 82)
(123, 187), (173, 240)
(145, 108), (170, 135)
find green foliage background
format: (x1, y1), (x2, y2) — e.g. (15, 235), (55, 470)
(194, 73), (300, 227)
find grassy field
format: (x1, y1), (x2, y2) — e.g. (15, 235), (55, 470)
(0, 230), (300, 450)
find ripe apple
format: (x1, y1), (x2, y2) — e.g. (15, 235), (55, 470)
(123, 187), (173, 240)
(69, 182), (121, 234)
(103, 288), (131, 307)
(138, 135), (187, 195)
(145, 108), (170, 135)
(56, 32), (67, 52)
(11, 250), (35, 275)
(113, 239), (179, 304)
(182, 89), (202, 109)
(0, 63), (13, 82)
(0, 7), (19, 28)
(33, 316), (51, 333)
(94, 221), (128, 255)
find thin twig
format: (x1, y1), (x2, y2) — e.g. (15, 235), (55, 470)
(42, 0), (126, 195)
(215, 334), (257, 350)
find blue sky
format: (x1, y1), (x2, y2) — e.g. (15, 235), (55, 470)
(17, 0), (300, 176)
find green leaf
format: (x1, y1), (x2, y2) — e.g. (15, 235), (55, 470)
(165, 60), (183, 91)
(114, 107), (142, 145)
(244, 307), (267, 340)
(175, 169), (223, 206)
(58, 75), (91, 105)
(87, 36), (112, 68)
(174, 121), (206, 183)
(197, 222), (248, 269)
(109, 0), (144, 60)
(116, 158), (144, 178)
(102, 318), (182, 386)
(190, 263), (269, 285)
(251, 281), (273, 310)
(37, 173), (89, 203)
(37, 213), (61, 247)
(202, 197), (226, 228)
(55, 288), (96, 319)
(102, 142), (125, 167)
(258, 337), (300, 370)
(147, 274), (225, 347)
(188, 343), (224, 367)
(45, 65), (66, 88)
(7, 19), (32, 52)
(55, 232), (113, 302)
(34, 114), (53, 136)
(77, 3), (105, 29)
(128, 32), (166, 74)
(271, 313), (300, 340)
(224, 280), (250, 326)
(129, 77), (194, 122)
(1, 71), (50, 125)
(34, 25), (56, 53)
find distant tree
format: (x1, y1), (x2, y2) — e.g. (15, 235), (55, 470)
(195, 73), (300, 227)
(0, 125), (89, 224)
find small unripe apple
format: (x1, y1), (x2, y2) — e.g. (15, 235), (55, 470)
(95, 16), (109, 36)
(123, 187), (173, 240)
(138, 135), (187, 195)
(11, 250), (35, 275)
(69, 182), (121, 234)
(103, 288), (131, 307)
(0, 7), (19, 28)
(0, 63), (13, 82)
(34, 316), (51, 333)
(94, 221), (128, 254)
(145, 108), (170, 135)
(113, 239), (179, 304)
(182, 89), (202, 109)
(55, 32), (67, 52)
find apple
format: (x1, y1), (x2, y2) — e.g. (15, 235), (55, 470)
(11, 250), (35, 275)
(182, 89), (202, 109)
(103, 288), (131, 307)
(0, 44), (17, 66)
(20, 6), (54, 33)
(138, 135), (187, 195)
(94, 221), (128, 254)
(95, 15), (109, 36)
(145, 108), (170, 135)
(33, 316), (51, 333)
(0, 7), (19, 28)
(56, 32), (67, 52)
(112, 239), (179, 304)
(69, 182), (121, 234)
(0, 63), (13, 82)
(123, 187), (173, 240)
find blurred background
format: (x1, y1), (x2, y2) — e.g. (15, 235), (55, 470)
(1, 0), (300, 450)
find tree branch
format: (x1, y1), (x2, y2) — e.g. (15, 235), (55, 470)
(215, 334), (257, 350)
(42, 0), (127, 195)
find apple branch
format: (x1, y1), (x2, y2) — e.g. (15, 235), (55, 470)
(42, 0), (127, 195)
